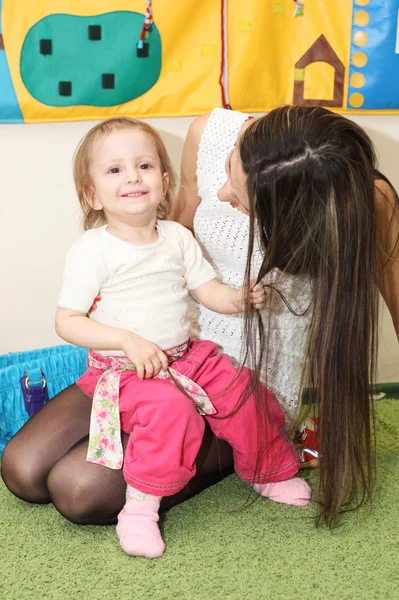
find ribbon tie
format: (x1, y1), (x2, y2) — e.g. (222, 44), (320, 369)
(86, 342), (216, 469)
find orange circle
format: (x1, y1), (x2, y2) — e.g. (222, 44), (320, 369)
(354, 10), (370, 26)
(355, 0), (370, 6)
(352, 52), (368, 67)
(353, 30), (368, 47)
(350, 73), (366, 88)
(349, 93), (365, 108)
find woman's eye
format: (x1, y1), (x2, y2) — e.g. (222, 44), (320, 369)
(109, 167), (120, 174)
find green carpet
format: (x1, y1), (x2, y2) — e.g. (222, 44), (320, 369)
(1, 400), (399, 600)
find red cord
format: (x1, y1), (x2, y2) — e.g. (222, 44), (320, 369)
(219, 0), (228, 109)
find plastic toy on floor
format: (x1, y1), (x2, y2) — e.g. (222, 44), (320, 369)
(295, 417), (319, 469)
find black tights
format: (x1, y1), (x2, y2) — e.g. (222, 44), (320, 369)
(1, 385), (234, 525)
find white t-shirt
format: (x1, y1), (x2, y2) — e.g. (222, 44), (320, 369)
(58, 220), (216, 352)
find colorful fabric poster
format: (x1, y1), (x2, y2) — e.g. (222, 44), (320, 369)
(0, 0), (398, 123)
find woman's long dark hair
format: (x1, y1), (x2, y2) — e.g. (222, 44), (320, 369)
(239, 105), (398, 526)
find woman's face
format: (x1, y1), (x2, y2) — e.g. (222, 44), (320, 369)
(217, 146), (250, 215)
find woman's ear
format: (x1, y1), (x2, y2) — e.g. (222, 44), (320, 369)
(162, 173), (170, 197)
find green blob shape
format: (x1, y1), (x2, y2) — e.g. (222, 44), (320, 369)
(20, 12), (161, 107)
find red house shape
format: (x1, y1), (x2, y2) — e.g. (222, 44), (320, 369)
(293, 34), (345, 107)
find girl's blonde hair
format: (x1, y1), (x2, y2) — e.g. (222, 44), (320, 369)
(73, 117), (177, 230)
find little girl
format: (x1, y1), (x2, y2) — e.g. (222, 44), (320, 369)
(56, 117), (310, 558)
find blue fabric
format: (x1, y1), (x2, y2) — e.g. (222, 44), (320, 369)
(0, 345), (88, 455)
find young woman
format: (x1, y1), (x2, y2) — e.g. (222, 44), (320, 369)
(174, 105), (399, 525)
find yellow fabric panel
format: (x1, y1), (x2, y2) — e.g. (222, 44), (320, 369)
(303, 63), (335, 101)
(2, 0), (221, 122)
(227, 0), (352, 112)
(3, 0), (399, 121)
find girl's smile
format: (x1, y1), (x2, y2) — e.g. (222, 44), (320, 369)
(121, 191), (147, 197)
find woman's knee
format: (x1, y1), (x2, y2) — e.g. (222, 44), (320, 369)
(47, 457), (126, 525)
(1, 384), (94, 505)
(1, 439), (51, 503)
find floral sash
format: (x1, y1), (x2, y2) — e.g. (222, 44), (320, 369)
(86, 342), (216, 469)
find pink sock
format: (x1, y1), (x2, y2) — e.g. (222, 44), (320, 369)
(116, 486), (165, 558)
(253, 476), (311, 506)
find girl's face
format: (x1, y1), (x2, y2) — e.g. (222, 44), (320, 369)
(89, 128), (168, 224)
(217, 146), (250, 215)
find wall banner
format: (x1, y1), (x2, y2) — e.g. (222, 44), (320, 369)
(0, 0), (397, 123)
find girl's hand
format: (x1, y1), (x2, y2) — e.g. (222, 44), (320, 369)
(237, 280), (266, 311)
(249, 282), (266, 310)
(122, 332), (169, 380)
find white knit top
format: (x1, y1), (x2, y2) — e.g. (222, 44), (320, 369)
(192, 108), (313, 416)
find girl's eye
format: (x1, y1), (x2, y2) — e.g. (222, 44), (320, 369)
(140, 163), (151, 170)
(109, 167), (120, 174)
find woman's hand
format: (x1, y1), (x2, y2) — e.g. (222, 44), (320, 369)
(237, 280), (266, 311)
(121, 332), (170, 380)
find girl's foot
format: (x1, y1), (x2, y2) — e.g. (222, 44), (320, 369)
(116, 487), (165, 558)
(253, 476), (311, 506)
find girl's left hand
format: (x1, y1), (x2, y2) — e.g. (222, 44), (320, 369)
(249, 281), (266, 310)
(237, 280), (266, 311)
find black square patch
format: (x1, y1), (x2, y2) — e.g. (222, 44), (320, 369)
(88, 25), (102, 41)
(58, 81), (72, 96)
(102, 73), (115, 89)
(39, 39), (52, 55)
(136, 42), (149, 58)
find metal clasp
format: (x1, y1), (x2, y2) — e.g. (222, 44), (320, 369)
(24, 372), (47, 390)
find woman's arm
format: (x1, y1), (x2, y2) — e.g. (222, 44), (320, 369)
(170, 113), (211, 232)
(375, 179), (399, 339)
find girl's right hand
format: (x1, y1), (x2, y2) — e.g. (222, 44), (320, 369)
(122, 332), (169, 380)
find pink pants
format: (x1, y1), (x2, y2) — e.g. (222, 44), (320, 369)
(78, 340), (299, 496)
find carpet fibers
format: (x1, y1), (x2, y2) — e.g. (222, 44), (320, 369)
(1, 400), (398, 600)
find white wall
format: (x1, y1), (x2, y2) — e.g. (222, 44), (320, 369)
(0, 113), (398, 382)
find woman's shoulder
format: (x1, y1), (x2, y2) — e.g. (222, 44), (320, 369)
(374, 177), (394, 198)
(189, 109), (251, 145)
(374, 177), (398, 216)
(188, 112), (211, 141)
